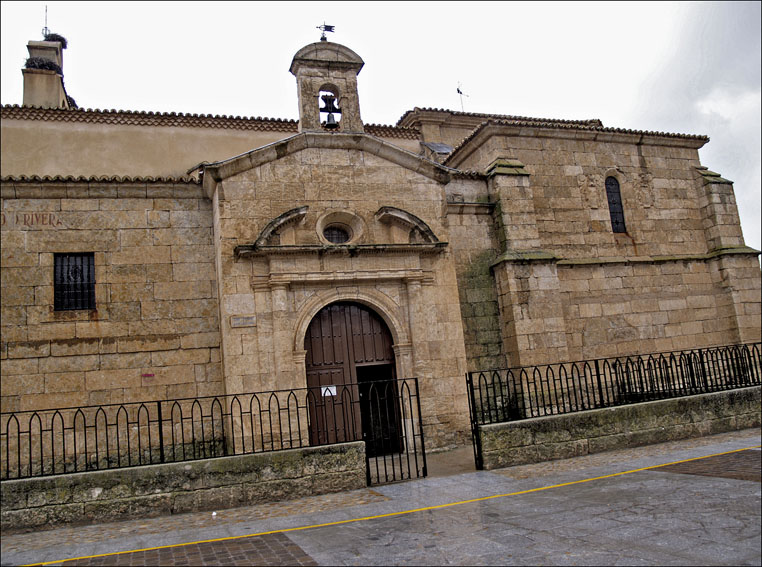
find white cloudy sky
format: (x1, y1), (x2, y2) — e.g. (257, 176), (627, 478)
(1, 1), (760, 251)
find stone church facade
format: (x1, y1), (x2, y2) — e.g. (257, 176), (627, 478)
(1, 38), (760, 448)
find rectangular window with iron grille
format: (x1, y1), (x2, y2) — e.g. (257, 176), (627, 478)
(54, 253), (96, 310)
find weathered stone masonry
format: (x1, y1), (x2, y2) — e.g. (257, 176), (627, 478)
(1, 181), (223, 413)
(1, 37), (760, 450)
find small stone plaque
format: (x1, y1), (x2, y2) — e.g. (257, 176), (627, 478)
(230, 315), (257, 328)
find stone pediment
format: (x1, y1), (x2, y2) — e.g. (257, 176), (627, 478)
(289, 42), (364, 75)
(200, 132), (453, 198)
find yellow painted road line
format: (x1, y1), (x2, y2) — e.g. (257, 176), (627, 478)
(26, 444), (762, 566)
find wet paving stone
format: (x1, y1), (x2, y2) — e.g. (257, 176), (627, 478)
(59, 533), (317, 566)
(657, 448), (761, 482)
(3, 429), (759, 567)
(1, 488), (388, 553)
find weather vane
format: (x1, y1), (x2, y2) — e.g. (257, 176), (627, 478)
(42, 4), (49, 37)
(317, 23), (335, 41)
(457, 82), (470, 112)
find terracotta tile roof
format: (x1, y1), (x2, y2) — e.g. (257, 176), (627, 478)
(396, 107), (605, 128)
(365, 123), (420, 139)
(1, 174), (200, 184)
(399, 107), (708, 142)
(445, 118), (709, 166)
(1, 105), (299, 132)
(0, 105), (420, 139)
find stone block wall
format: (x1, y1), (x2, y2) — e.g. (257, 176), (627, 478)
(478, 386), (761, 469)
(1, 441), (366, 531)
(454, 130), (712, 260)
(492, 253), (760, 367)
(558, 255), (761, 360)
(492, 260), (570, 368)
(0, 181), (223, 412)
(450, 130), (760, 368)
(447, 202), (506, 371)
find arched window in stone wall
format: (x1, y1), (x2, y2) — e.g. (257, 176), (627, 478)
(605, 176), (627, 233)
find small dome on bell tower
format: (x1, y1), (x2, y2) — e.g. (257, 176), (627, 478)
(289, 42), (365, 134)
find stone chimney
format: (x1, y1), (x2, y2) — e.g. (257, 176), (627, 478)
(23, 39), (70, 109)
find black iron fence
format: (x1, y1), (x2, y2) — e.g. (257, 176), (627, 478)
(1, 378), (426, 486)
(467, 343), (761, 468)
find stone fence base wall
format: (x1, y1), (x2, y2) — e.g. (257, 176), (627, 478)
(1, 441), (366, 532)
(479, 386), (761, 470)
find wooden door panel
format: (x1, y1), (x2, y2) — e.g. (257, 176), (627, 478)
(307, 367), (347, 445)
(305, 302), (396, 448)
(346, 304), (393, 364)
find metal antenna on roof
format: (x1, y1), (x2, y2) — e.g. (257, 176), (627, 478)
(42, 5), (49, 37)
(317, 23), (335, 42)
(457, 82), (469, 112)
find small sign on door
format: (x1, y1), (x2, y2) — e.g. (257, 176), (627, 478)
(321, 385), (337, 397)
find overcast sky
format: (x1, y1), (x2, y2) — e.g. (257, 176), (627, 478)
(1, 1), (759, 251)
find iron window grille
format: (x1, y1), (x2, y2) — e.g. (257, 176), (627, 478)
(605, 176), (627, 233)
(54, 253), (96, 310)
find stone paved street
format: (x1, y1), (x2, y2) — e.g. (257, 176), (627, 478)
(1, 429), (760, 566)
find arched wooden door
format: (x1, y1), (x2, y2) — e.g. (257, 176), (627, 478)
(304, 302), (399, 453)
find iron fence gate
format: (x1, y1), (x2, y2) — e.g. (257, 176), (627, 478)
(1, 378), (426, 487)
(466, 342), (761, 470)
(361, 377), (427, 485)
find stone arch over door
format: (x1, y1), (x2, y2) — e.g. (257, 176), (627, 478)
(293, 288), (413, 384)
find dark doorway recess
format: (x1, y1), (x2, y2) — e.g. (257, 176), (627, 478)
(357, 364), (403, 457)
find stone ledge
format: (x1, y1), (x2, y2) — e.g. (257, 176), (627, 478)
(235, 242), (448, 258)
(490, 250), (557, 267)
(479, 386), (761, 470)
(696, 165), (733, 185)
(1, 441), (366, 532)
(490, 246), (761, 269)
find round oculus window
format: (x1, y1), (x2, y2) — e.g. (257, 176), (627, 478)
(323, 224), (351, 244)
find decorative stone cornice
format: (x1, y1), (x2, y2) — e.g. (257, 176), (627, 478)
(253, 206), (309, 247)
(235, 242), (448, 259)
(374, 207), (440, 243)
(265, 268), (436, 288)
(557, 247), (761, 265)
(492, 246), (760, 269)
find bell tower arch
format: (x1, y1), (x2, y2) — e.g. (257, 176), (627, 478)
(289, 42), (365, 133)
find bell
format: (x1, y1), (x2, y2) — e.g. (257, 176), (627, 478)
(320, 94), (341, 115)
(324, 112), (339, 130)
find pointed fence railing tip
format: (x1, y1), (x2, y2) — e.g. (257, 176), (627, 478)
(466, 342), (760, 470)
(466, 342), (760, 427)
(1, 378), (427, 486)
